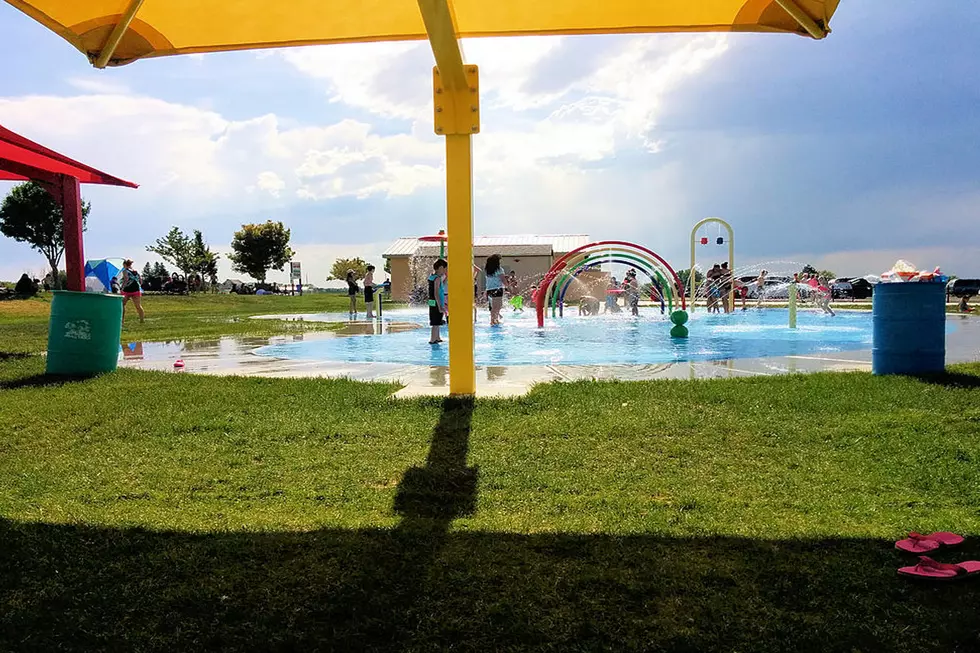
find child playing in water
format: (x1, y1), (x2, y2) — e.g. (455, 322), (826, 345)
(364, 264), (376, 320)
(815, 276), (835, 316)
(624, 269), (640, 316)
(427, 259), (448, 344)
(346, 269), (359, 318)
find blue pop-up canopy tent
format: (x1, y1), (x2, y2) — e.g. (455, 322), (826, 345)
(84, 258), (124, 293)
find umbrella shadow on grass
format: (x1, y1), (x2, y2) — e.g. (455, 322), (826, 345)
(4, 398), (980, 651)
(4, 521), (980, 652)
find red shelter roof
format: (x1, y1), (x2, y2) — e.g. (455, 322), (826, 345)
(0, 124), (137, 188)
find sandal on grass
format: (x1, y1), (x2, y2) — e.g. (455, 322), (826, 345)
(895, 531), (964, 554)
(898, 556), (980, 581)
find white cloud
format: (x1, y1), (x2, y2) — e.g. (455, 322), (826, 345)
(66, 76), (132, 95)
(0, 34), (734, 284)
(255, 171), (286, 197)
(0, 95), (443, 207)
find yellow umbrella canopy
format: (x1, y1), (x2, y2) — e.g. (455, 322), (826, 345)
(5, 0), (840, 67)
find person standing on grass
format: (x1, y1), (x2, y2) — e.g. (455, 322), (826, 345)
(364, 264), (377, 320)
(484, 253), (506, 326)
(120, 259), (145, 325)
(346, 269), (359, 319)
(428, 259), (448, 344)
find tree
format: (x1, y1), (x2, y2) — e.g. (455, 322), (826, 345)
(141, 262), (153, 279)
(800, 264), (818, 276)
(384, 258), (391, 275)
(818, 269), (836, 281)
(328, 257), (369, 281)
(189, 230), (220, 282)
(228, 220), (294, 282)
(152, 262), (170, 278)
(676, 268), (704, 289)
(0, 181), (90, 288)
(146, 227), (195, 275)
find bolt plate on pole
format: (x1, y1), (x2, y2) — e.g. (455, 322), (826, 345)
(433, 65), (479, 135)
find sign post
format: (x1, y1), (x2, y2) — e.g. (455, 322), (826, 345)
(290, 262), (302, 295)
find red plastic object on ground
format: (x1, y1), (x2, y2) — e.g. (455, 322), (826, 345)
(898, 556), (980, 581)
(895, 532), (965, 554)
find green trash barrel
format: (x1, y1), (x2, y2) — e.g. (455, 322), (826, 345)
(46, 290), (123, 375)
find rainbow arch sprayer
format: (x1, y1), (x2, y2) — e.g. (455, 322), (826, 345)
(534, 240), (689, 338)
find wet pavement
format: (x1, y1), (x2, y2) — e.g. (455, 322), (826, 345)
(116, 313), (980, 398)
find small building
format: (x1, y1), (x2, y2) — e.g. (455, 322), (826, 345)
(382, 234), (608, 303)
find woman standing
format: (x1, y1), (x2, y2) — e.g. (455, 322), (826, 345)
(120, 259), (145, 325)
(484, 254), (506, 326)
(346, 269), (359, 318)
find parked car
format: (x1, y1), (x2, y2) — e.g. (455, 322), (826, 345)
(830, 277), (875, 300)
(947, 278), (980, 299)
(848, 277), (875, 300)
(830, 278), (852, 299)
(743, 275), (793, 299)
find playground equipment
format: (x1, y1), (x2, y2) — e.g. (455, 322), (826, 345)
(418, 230), (448, 258)
(690, 218), (735, 312)
(788, 277), (798, 328)
(535, 240), (688, 337)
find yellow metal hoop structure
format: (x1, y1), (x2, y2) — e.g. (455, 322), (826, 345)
(689, 217), (735, 313)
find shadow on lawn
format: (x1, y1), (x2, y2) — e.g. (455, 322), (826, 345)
(2, 398), (979, 651)
(0, 372), (97, 391)
(913, 371), (980, 389)
(3, 521), (979, 652)
(0, 352), (33, 361)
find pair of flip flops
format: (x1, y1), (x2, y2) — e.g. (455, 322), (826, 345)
(895, 532), (979, 581)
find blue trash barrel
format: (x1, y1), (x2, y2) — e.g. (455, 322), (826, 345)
(872, 283), (946, 375)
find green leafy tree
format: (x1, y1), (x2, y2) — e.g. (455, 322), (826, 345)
(328, 257), (369, 281)
(142, 262), (153, 279)
(0, 181), (90, 288)
(189, 230), (220, 285)
(146, 227), (195, 275)
(676, 268), (704, 289)
(152, 262), (170, 278)
(228, 220), (294, 282)
(818, 269), (836, 281)
(384, 258), (391, 274)
(800, 264), (818, 276)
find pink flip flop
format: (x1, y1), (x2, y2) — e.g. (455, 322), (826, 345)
(895, 531), (965, 554)
(898, 556), (980, 581)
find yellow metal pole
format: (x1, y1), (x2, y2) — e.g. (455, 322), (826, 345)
(789, 281), (798, 328)
(689, 226), (697, 312)
(94, 0), (145, 68)
(728, 225), (735, 313)
(772, 0), (829, 39)
(418, 0), (479, 395)
(446, 134), (476, 394)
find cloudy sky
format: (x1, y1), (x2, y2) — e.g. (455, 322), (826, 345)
(1, 3), (978, 285)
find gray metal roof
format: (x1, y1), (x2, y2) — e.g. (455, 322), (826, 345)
(383, 234), (590, 257)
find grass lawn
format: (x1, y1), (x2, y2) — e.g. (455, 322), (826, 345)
(0, 292), (366, 354)
(2, 346), (980, 651)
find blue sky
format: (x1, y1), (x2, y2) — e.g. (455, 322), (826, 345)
(1, 2), (978, 284)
